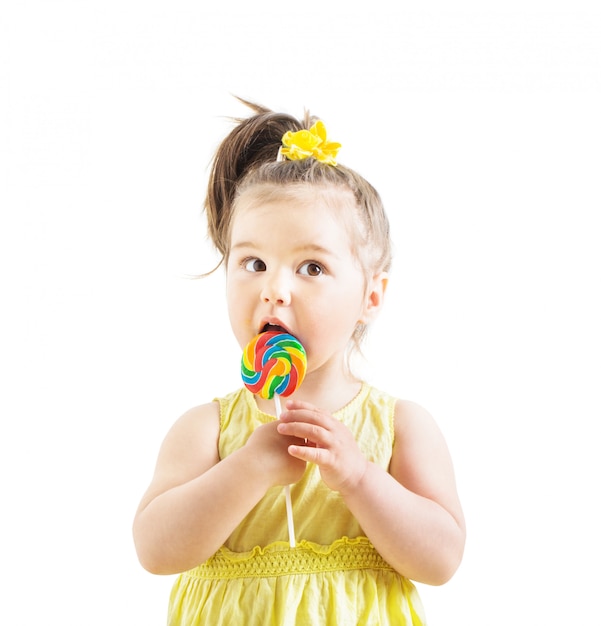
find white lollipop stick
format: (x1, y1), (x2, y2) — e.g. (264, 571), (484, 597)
(274, 394), (296, 548)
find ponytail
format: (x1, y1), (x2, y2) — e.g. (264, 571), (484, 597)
(205, 99), (311, 255)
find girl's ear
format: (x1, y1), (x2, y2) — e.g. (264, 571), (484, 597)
(360, 272), (388, 324)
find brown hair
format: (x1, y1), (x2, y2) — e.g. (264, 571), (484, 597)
(204, 99), (392, 280)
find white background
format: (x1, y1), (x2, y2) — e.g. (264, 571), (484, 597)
(1, 1), (600, 624)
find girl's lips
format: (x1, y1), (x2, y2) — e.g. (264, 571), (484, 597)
(259, 318), (293, 335)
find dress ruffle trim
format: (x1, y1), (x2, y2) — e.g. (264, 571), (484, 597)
(184, 536), (395, 580)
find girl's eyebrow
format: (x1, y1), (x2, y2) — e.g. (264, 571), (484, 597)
(230, 241), (338, 258)
(295, 243), (337, 257)
(230, 241), (257, 251)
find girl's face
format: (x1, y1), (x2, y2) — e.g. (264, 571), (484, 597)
(226, 186), (385, 378)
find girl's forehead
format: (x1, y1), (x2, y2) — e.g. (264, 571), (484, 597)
(232, 198), (342, 239)
(230, 188), (357, 253)
(234, 183), (356, 216)
(233, 195), (347, 238)
(228, 184), (362, 258)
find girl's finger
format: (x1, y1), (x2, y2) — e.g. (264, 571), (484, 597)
(287, 444), (329, 465)
(277, 421), (329, 446)
(279, 408), (333, 428)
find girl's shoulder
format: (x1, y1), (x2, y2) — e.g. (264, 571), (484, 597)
(169, 400), (221, 441)
(392, 398), (438, 432)
(155, 401), (221, 476)
(391, 397), (449, 455)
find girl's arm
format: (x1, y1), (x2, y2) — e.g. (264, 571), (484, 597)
(279, 399), (466, 585)
(341, 399), (465, 585)
(133, 403), (305, 575)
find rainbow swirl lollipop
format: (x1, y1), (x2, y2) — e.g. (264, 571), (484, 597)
(241, 330), (306, 548)
(241, 331), (307, 399)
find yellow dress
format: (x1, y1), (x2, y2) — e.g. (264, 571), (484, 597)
(168, 384), (426, 625)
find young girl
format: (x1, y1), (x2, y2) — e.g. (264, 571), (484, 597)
(133, 100), (465, 625)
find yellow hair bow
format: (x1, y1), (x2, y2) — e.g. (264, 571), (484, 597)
(280, 121), (341, 166)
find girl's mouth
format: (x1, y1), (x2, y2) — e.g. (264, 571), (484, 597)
(261, 323), (288, 334)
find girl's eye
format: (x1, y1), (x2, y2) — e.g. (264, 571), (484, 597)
(243, 258), (267, 272)
(298, 261), (324, 277)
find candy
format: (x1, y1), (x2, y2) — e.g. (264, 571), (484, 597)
(241, 331), (307, 399)
(241, 330), (307, 548)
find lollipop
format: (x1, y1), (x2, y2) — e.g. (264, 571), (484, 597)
(241, 331), (307, 400)
(241, 330), (307, 548)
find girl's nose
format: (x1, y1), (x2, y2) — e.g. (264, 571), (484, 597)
(260, 273), (291, 306)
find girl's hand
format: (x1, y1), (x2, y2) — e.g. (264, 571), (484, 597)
(277, 400), (368, 494)
(245, 421), (307, 488)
